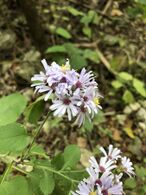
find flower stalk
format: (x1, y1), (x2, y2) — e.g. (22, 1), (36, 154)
(22, 111), (50, 159)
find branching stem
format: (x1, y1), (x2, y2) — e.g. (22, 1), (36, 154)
(0, 112), (50, 184)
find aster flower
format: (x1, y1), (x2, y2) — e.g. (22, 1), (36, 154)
(65, 69), (79, 86)
(50, 93), (79, 121)
(73, 169), (123, 195)
(99, 172), (123, 195)
(31, 58), (102, 126)
(82, 87), (102, 114)
(71, 181), (95, 195)
(86, 163), (123, 195)
(72, 145), (135, 195)
(89, 156), (116, 173)
(76, 68), (97, 89)
(31, 72), (53, 101)
(100, 145), (121, 161)
(74, 108), (91, 127)
(121, 157), (135, 177)
(74, 87), (102, 126)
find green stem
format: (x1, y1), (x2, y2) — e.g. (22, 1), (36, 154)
(22, 112), (50, 159)
(0, 161), (13, 184)
(37, 164), (79, 184)
(0, 112), (50, 184)
(61, 169), (85, 173)
(12, 165), (27, 175)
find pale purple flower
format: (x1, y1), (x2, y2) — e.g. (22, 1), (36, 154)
(86, 166), (99, 184)
(72, 145), (135, 195)
(50, 93), (78, 121)
(31, 71), (53, 101)
(71, 180), (102, 195)
(99, 172), (123, 195)
(41, 59), (64, 85)
(65, 69), (79, 86)
(82, 87), (102, 114)
(73, 87), (102, 126)
(100, 145), (121, 161)
(72, 168), (123, 195)
(76, 68), (97, 89)
(89, 156), (116, 173)
(121, 157), (135, 177)
(74, 106), (91, 127)
(31, 58), (102, 126)
(55, 83), (70, 95)
(46, 62), (64, 86)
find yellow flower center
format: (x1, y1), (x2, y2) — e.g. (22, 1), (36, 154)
(61, 64), (70, 73)
(93, 97), (100, 106)
(89, 192), (97, 195)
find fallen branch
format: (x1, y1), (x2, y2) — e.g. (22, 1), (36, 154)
(102, 0), (113, 15)
(75, 42), (116, 75)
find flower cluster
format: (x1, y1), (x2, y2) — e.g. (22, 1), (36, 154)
(31, 59), (102, 126)
(72, 145), (135, 195)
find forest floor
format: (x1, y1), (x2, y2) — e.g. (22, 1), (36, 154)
(0, 0), (146, 194)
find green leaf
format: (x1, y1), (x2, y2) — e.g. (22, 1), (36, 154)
(122, 90), (135, 104)
(29, 162), (56, 195)
(0, 123), (30, 154)
(83, 119), (93, 132)
(64, 43), (82, 55)
(28, 169), (44, 195)
(51, 175), (72, 195)
(135, 165), (146, 178)
(56, 27), (72, 39)
(124, 178), (136, 189)
(30, 144), (48, 158)
(110, 55), (128, 71)
(118, 72), (133, 81)
(39, 170), (55, 195)
(104, 35), (126, 47)
(0, 176), (29, 195)
(143, 185), (146, 193)
(133, 78), (146, 97)
(80, 10), (96, 25)
(82, 26), (92, 38)
(51, 153), (64, 170)
(67, 6), (84, 16)
(83, 49), (100, 63)
(70, 54), (87, 69)
(46, 45), (67, 53)
(62, 145), (81, 169)
(135, 0), (146, 5)
(64, 43), (87, 69)
(25, 99), (45, 124)
(111, 80), (123, 89)
(0, 93), (27, 126)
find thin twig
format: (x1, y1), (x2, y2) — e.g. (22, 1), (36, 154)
(95, 47), (116, 75)
(75, 41), (98, 48)
(75, 41), (116, 75)
(102, 0), (113, 15)
(104, 111), (116, 116)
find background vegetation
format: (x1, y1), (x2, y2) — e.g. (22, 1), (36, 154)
(0, 0), (146, 194)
